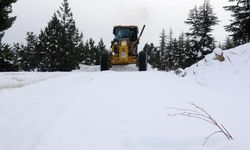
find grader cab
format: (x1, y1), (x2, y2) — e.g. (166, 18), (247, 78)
(100, 25), (147, 71)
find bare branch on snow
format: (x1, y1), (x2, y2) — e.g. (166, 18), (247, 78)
(166, 102), (233, 146)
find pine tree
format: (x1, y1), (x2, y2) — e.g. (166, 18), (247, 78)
(56, 0), (83, 70)
(177, 32), (187, 68)
(159, 29), (167, 70)
(185, 5), (200, 58)
(36, 14), (63, 71)
(165, 28), (174, 71)
(36, 0), (83, 71)
(170, 38), (180, 70)
(0, 0), (18, 71)
(97, 38), (106, 54)
(185, 0), (219, 61)
(0, 43), (18, 71)
(15, 32), (38, 71)
(224, 0), (250, 44)
(96, 38), (106, 65)
(223, 36), (235, 49)
(143, 43), (160, 69)
(143, 43), (152, 65)
(12, 43), (22, 69)
(83, 40), (92, 65)
(0, 0), (17, 42)
(184, 36), (197, 68)
(88, 38), (96, 65)
(78, 41), (85, 64)
(198, 0), (219, 55)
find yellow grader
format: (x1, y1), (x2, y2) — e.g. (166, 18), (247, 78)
(100, 25), (147, 71)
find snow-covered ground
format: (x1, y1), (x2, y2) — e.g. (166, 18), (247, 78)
(0, 43), (250, 150)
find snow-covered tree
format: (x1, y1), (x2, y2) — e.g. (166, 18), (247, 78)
(198, 0), (219, 55)
(15, 32), (38, 71)
(56, 0), (83, 70)
(36, 0), (83, 71)
(96, 38), (106, 65)
(177, 33), (187, 69)
(223, 36), (235, 49)
(0, 0), (18, 71)
(36, 14), (63, 71)
(143, 43), (160, 69)
(88, 38), (97, 65)
(185, 0), (219, 60)
(183, 35), (197, 68)
(0, 43), (18, 71)
(0, 0), (17, 42)
(170, 38), (180, 70)
(165, 28), (174, 71)
(82, 40), (92, 65)
(79, 38), (104, 66)
(224, 0), (250, 44)
(185, 5), (200, 58)
(159, 29), (168, 70)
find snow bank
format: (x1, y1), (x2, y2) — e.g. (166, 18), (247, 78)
(77, 65), (100, 72)
(188, 43), (250, 72)
(185, 43), (250, 88)
(0, 72), (67, 90)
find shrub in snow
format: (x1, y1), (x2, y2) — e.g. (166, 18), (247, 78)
(174, 68), (187, 77)
(167, 102), (233, 146)
(213, 48), (225, 62)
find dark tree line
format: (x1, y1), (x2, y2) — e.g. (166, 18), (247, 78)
(1, 0), (106, 71)
(144, 30), (194, 71)
(12, 33), (106, 71)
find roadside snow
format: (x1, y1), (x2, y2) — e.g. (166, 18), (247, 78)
(186, 43), (250, 89)
(0, 72), (67, 90)
(77, 65), (100, 72)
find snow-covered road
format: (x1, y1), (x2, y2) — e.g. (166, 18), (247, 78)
(1, 43), (250, 150)
(0, 73), (96, 150)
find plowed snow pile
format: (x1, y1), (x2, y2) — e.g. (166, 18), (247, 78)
(186, 43), (250, 89)
(0, 43), (250, 150)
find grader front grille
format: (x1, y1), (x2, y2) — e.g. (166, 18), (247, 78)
(111, 55), (137, 65)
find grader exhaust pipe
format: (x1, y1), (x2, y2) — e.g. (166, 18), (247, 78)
(138, 25), (146, 43)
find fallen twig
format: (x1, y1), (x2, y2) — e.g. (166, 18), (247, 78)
(167, 102), (233, 146)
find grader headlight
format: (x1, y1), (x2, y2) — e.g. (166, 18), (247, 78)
(121, 41), (127, 46)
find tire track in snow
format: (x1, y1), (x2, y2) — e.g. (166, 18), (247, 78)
(0, 73), (100, 150)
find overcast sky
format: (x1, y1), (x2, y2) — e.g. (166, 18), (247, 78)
(3, 0), (231, 49)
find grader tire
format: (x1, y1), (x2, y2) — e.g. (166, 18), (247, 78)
(138, 51), (147, 71)
(101, 52), (109, 71)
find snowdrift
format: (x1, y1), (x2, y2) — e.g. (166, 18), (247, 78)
(187, 43), (250, 78)
(185, 43), (250, 88)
